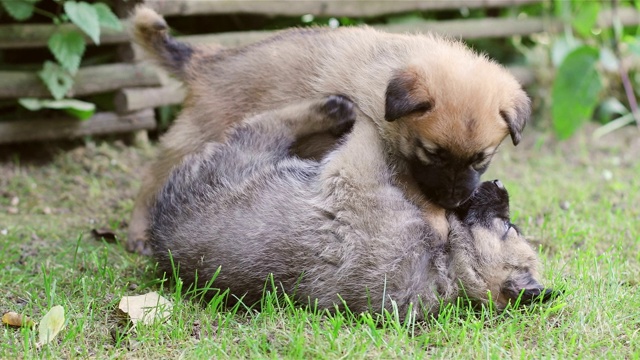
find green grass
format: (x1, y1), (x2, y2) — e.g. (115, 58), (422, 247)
(1, 126), (639, 359)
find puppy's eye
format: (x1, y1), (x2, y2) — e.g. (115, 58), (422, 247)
(417, 143), (448, 164)
(426, 150), (445, 162)
(502, 219), (513, 237)
(426, 148), (452, 165)
(470, 153), (491, 171)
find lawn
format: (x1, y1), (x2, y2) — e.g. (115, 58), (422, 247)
(1, 124), (639, 359)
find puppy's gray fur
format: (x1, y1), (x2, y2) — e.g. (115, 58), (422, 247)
(149, 96), (550, 318)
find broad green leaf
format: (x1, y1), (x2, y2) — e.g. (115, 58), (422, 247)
(338, 17), (363, 26)
(1, 0), (39, 21)
(593, 113), (637, 139)
(62, 103), (95, 119)
(18, 98), (95, 120)
(597, 97), (628, 118)
(92, 3), (122, 31)
(17, 98), (42, 111)
(551, 36), (581, 67)
(598, 47), (618, 72)
(38, 61), (74, 100)
(64, 1), (100, 44)
(572, 1), (600, 38)
(624, 35), (640, 56)
(37, 305), (65, 346)
(551, 46), (602, 139)
(553, 0), (570, 19)
(48, 30), (85, 74)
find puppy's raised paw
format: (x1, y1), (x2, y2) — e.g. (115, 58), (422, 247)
(321, 95), (356, 136)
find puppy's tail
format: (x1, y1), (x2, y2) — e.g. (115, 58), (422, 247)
(130, 6), (196, 79)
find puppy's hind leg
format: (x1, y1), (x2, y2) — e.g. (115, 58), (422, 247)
(240, 95), (355, 151)
(221, 96), (356, 173)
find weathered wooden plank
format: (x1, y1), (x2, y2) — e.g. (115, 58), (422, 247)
(377, 17), (550, 39)
(115, 65), (533, 114)
(130, 16), (549, 56)
(0, 22), (129, 49)
(0, 109), (156, 144)
(0, 63), (162, 99)
(598, 8), (640, 27)
(1, 6), (637, 50)
(508, 65), (535, 86)
(128, 6), (640, 61)
(115, 81), (186, 113)
(147, 0), (543, 17)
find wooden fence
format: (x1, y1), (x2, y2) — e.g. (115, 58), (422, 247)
(1, 0), (639, 144)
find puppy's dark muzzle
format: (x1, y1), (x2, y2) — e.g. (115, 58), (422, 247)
(435, 188), (475, 210)
(437, 198), (464, 210)
(508, 287), (562, 305)
(408, 158), (479, 210)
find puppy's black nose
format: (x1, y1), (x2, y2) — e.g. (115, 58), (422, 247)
(521, 287), (561, 304)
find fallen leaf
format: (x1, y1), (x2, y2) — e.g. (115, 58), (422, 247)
(91, 228), (118, 243)
(117, 292), (172, 327)
(2, 311), (35, 328)
(38, 305), (65, 346)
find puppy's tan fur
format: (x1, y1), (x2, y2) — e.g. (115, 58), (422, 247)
(128, 7), (530, 253)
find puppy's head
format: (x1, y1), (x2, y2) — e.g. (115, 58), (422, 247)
(448, 180), (555, 308)
(383, 43), (530, 209)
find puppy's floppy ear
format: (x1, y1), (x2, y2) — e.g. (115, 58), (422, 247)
(385, 67), (434, 122)
(501, 90), (530, 146)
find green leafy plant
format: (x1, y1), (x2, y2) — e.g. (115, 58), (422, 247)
(550, 0), (640, 139)
(0, 0), (122, 119)
(551, 45), (603, 138)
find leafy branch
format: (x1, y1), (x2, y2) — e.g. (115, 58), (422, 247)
(610, 0), (640, 130)
(551, 0), (640, 139)
(0, 0), (122, 119)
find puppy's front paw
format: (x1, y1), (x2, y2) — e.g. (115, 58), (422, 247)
(321, 95), (356, 135)
(125, 236), (154, 256)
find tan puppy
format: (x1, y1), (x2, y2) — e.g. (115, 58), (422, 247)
(149, 95), (553, 317)
(128, 7), (530, 254)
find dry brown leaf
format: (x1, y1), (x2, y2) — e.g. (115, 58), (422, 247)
(37, 305), (65, 346)
(117, 292), (172, 327)
(2, 311), (35, 328)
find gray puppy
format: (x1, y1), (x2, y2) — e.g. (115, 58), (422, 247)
(149, 96), (552, 319)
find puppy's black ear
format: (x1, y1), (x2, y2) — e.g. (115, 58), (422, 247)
(385, 68), (433, 122)
(501, 91), (530, 146)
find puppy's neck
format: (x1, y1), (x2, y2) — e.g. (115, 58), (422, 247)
(392, 169), (449, 244)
